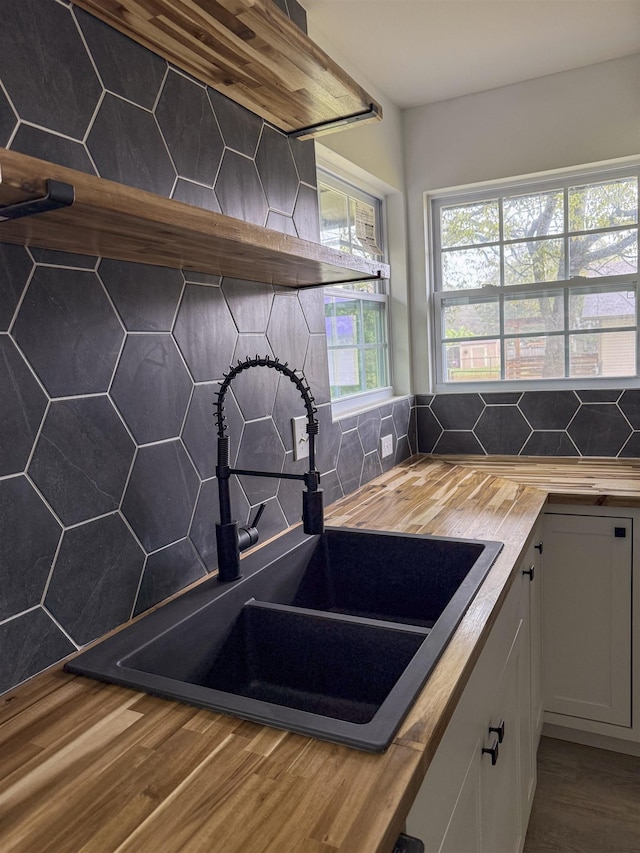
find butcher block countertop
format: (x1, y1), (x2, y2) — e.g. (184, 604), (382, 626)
(2, 454), (638, 853)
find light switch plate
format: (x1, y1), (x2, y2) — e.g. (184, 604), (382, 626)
(381, 433), (394, 458)
(292, 416), (309, 461)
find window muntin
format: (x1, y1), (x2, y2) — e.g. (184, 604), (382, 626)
(432, 170), (639, 389)
(318, 172), (390, 402)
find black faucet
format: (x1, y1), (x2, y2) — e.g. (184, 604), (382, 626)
(214, 355), (324, 582)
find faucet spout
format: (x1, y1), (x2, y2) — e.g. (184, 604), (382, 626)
(214, 355), (324, 582)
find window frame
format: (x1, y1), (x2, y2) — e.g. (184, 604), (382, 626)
(428, 164), (640, 393)
(318, 169), (393, 412)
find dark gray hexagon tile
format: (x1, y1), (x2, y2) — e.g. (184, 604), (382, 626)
(0, 609), (75, 695)
(172, 179), (221, 213)
(0, 476), (61, 621)
(408, 407), (418, 455)
(480, 392), (522, 404)
(28, 396), (135, 526)
(110, 334), (193, 444)
(222, 278), (274, 333)
(357, 410), (381, 454)
(395, 434), (413, 465)
(0, 243), (32, 331)
(12, 266), (124, 397)
(521, 432), (579, 457)
(292, 184), (320, 242)
(99, 259), (184, 332)
(214, 150), (268, 226)
(474, 406), (531, 455)
(287, 0), (308, 30)
(87, 94), (176, 196)
(568, 403), (632, 457)
(121, 441), (200, 552)
(236, 418), (285, 504)
(248, 497), (287, 545)
(297, 287), (325, 335)
(320, 468), (344, 507)
(74, 7), (166, 109)
(278, 453), (309, 525)
(29, 248), (98, 269)
(189, 476), (249, 571)
(431, 393), (484, 430)
(303, 335), (330, 406)
(0, 0), (101, 138)
(267, 293), (309, 369)
(337, 429), (364, 496)
(207, 87), (262, 157)
(173, 284), (237, 382)
(619, 390), (640, 429)
(519, 391), (580, 430)
(10, 125), (96, 174)
(266, 211), (297, 236)
(0, 337), (47, 476)
(380, 415), (396, 472)
(0, 85), (17, 146)
(340, 415), (359, 433)
(416, 406), (443, 453)
(255, 127), (299, 215)
(183, 271), (222, 286)
(392, 397), (412, 438)
(361, 451), (383, 486)
(231, 335), (279, 421)
(156, 70), (224, 186)
(134, 539), (205, 616)
(289, 137), (316, 187)
(619, 432), (640, 458)
(575, 389), (623, 403)
(432, 431), (486, 455)
(415, 395), (434, 406)
(45, 513), (145, 645)
(315, 403), (341, 474)
(183, 381), (243, 479)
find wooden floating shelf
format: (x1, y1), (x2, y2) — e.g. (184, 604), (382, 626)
(0, 149), (389, 288)
(71, 0), (383, 140)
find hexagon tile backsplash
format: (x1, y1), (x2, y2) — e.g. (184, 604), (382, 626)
(416, 391), (640, 458)
(0, 0), (416, 694)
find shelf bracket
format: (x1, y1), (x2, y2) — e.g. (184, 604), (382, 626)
(287, 104), (380, 139)
(0, 179), (75, 222)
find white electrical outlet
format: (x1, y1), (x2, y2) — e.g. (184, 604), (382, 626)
(292, 416), (309, 461)
(381, 433), (394, 458)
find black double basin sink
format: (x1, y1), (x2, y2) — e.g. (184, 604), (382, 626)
(66, 527), (502, 751)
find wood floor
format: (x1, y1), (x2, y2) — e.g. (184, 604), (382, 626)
(524, 736), (640, 853)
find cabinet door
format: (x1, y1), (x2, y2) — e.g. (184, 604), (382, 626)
(520, 529), (542, 823)
(528, 533), (544, 743)
(440, 743), (482, 853)
(543, 513), (632, 727)
(480, 618), (523, 853)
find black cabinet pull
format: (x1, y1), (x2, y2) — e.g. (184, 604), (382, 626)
(482, 738), (500, 765)
(534, 542), (543, 553)
(523, 564), (535, 581)
(489, 719), (505, 742)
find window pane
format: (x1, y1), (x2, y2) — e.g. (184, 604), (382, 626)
(505, 336), (565, 380)
(444, 340), (500, 382)
(364, 348), (388, 390)
(319, 186), (349, 253)
(569, 229), (638, 277)
(325, 297), (360, 346)
(505, 293), (564, 334)
(362, 300), (386, 345)
(443, 297), (500, 338)
(441, 245), (500, 290)
(569, 288), (636, 330)
(440, 200), (499, 248)
(569, 178), (638, 232)
(569, 331), (636, 378)
(504, 238), (564, 285)
(328, 348), (363, 398)
(503, 191), (563, 240)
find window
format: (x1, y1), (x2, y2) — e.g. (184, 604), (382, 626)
(318, 171), (391, 407)
(430, 168), (639, 390)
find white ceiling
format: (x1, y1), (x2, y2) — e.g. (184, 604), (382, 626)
(300, 0), (640, 109)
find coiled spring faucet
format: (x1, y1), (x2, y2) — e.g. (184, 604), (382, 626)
(214, 355), (324, 582)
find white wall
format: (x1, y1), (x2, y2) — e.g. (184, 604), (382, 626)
(404, 54), (640, 391)
(306, 20), (412, 395)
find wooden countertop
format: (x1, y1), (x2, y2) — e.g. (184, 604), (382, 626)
(4, 453), (634, 853)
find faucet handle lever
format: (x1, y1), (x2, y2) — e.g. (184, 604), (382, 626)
(249, 502), (266, 529)
(237, 502), (266, 553)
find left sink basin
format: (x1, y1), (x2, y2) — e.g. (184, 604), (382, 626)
(66, 525), (502, 751)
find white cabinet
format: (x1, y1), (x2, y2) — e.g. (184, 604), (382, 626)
(406, 528), (543, 853)
(543, 511), (632, 729)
